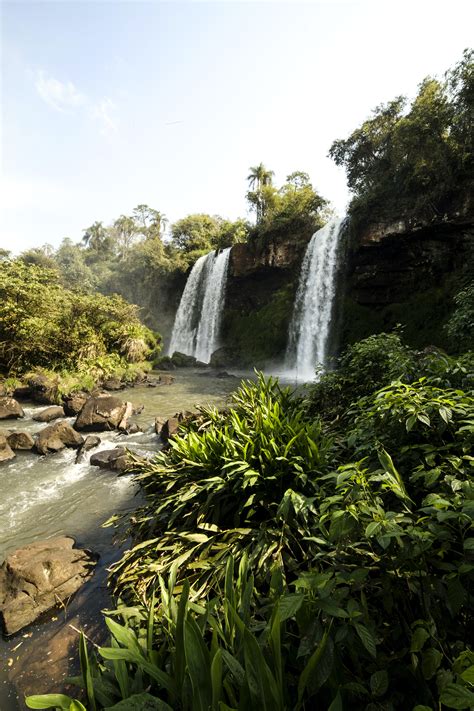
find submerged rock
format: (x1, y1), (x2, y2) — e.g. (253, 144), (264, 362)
(90, 447), (130, 473)
(36, 421), (84, 455)
(0, 397), (24, 420)
(74, 394), (133, 432)
(0, 434), (15, 463)
(6, 431), (35, 451)
(33, 405), (65, 423)
(0, 536), (96, 635)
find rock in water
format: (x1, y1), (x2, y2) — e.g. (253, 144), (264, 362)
(33, 406), (65, 423)
(75, 435), (101, 463)
(0, 434), (15, 463)
(74, 394), (133, 431)
(90, 447), (130, 472)
(0, 397), (24, 420)
(36, 421), (84, 455)
(6, 431), (35, 451)
(0, 537), (96, 635)
(63, 392), (88, 416)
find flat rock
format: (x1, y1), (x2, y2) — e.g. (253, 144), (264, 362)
(0, 397), (24, 420)
(36, 421), (84, 455)
(33, 406), (65, 423)
(74, 394), (133, 432)
(0, 434), (15, 463)
(0, 536), (96, 635)
(7, 431), (35, 451)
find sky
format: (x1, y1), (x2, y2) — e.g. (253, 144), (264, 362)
(1, 0), (473, 253)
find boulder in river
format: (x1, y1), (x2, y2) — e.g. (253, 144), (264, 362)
(75, 435), (101, 463)
(18, 372), (59, 405)
(0, 434), (15, 463)
(171, 351), (197, 367)
(102, 377), (125, 391)
(63, 392), (89, 417)
(90, 447), (130, 473)
(74, 394), (133, 432)
(6, 431), (35, 451)
(0, 397), (24, 420)
(36, 421), (84, 455)
(33, 405), (65, 423)
(0, 536), (96, 635)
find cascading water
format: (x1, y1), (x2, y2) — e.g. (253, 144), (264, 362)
(168, 247), (231, 362)
(286, 217), (344, 381)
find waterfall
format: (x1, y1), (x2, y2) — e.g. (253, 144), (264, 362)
(286, 218), (344, 381)
(168, 247), (231, 362)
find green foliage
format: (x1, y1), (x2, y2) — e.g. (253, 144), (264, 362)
(28, 350), (474, 710)
(330, 50), (473, 223)
(445, 281), (474, 352)
(112, 373), (333, 598)
(0, 259), (159, 376)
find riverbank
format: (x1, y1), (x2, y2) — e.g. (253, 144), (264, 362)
(0, 370), (240, 710)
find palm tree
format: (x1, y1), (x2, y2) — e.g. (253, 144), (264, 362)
(247, 163), (275, 223)
(247, 163), (274, 191)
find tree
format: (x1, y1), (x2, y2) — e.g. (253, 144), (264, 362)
(170, 214), (221, 254)
(133, 205), (167, 239)
(246, 163), (276, 223)
(113, 215), (140, 258)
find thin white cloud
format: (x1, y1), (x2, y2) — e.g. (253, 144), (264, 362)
(35, 70), (119, 138)
(91, 98), (119, 138)
(35, 70), (86, 113)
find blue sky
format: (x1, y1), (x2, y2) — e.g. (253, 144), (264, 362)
(1, 0), (473, 253)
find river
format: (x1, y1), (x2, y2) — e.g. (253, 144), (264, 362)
(0, 369), (240, 710)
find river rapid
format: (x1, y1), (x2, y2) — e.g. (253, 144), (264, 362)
(0, 370), (240, 710)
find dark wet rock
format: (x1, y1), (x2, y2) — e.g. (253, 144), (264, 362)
(161, 417), (180, 442)
(102, 377), (125, 391)
(0, 434), (15, 463)
(63, 392), (89, 417)
(33, 405), (65, 423)
(19, 373), (59, 405)
(0, 397), (24, 420)
(154, 416), (167, 436)
(209, 347), (240, 369)
(0, 536), (96, 635)
(133, 404), (145, 415)
(75, 435), (101, 463)
(36, 421), (84, 455)
(74, 395), (133, 432)
(90, 447), (130, 473)
(171, 351), (197, 367)
(6, 431), (35, 451)
(154, 356), (176, 371)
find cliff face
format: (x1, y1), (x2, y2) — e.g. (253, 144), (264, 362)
(219, 229), (314, 365)
(217, 207), (473, 365)
(341, 210), (474, 349)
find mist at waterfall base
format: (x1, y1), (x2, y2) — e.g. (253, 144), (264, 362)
(168, 247), (231, 363)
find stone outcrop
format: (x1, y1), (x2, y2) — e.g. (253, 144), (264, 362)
(33, 406), (65, 423)
(0, 434), (15, 463)
(36, 421), (84, 455)
(0, 397), (24, 420)
(90, 447), (130, 473)
(0, 537), (96, 635)
(74, 395), (133, 432)
(6, 431), (35, 451)
(15, 373), (59, 405)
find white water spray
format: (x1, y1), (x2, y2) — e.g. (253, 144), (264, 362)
(168, 247), (231, 362)
(286, 218), (344, 381)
